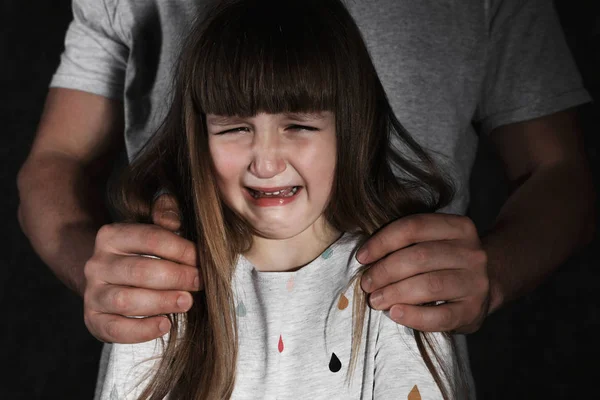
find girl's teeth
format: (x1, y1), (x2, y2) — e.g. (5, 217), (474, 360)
(251, 186), (299, 198)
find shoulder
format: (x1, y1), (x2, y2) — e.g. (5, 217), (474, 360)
(329, 231), (365, 274)
(96, 339), (164, 399)
(370, 312), (462, 399)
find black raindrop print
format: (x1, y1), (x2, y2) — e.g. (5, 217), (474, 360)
(329, 352), (342, 373)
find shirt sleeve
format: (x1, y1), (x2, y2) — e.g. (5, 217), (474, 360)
(50, 0), (128, 99)
(95, 341), (162, 400)
(373, 313), (462, 399)
(476, 0), (591, 134)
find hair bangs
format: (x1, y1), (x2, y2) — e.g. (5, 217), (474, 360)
(188, 1), (339, 117)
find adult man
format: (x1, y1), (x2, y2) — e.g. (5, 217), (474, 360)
(18, 0), (594, 358)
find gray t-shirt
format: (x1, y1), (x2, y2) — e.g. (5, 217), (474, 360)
(97, 233), (466, 399)
(50, 0), (591, 216)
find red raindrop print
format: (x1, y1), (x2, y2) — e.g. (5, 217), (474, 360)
(278, 335), (284, 353)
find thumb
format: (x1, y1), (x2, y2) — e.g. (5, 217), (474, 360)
(151, 192), (182, 233)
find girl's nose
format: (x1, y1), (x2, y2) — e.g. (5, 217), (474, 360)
(248, 133), (287, 179)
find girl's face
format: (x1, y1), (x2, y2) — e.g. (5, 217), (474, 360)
(207, 111), (336, 240)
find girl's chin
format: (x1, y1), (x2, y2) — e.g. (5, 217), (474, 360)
(250, 226), (306, 241)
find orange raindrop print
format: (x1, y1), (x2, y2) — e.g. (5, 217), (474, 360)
(286, 275), (295, 292)
(408, 385), (421, 400)
(337, 294), (349, 310)
(278, 335), (284, 353)
(329, 352), (342, 373)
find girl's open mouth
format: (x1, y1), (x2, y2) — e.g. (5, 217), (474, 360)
(246, 186), (301, 199)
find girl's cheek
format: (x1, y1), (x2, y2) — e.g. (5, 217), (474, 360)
(211, 144), (246, 176)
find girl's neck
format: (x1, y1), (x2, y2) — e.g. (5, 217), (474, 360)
(243, 219), (341, 272)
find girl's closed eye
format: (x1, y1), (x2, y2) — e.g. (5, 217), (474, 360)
(286, 124), (319, 132)
(218, 126), (250, 135)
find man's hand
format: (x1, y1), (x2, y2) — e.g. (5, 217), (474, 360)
(358, 213), (489, 334)
(83, 195), (200, 343)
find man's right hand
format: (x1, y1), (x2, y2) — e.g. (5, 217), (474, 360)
(83, 194), (201, 343)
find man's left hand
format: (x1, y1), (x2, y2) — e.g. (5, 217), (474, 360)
(358, 213), (489, 334)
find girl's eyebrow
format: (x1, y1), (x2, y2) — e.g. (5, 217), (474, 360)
(206, 112), (329, 126)
(283, 112), (329, 121)
(206, 115), (245, 126)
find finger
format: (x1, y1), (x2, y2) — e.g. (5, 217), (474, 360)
(85, 312), (172, 344)
(152, 193), (182, 232)
(92, 285), (195, 317)
(361, 240), (476, 293)
(96, 223), (197, 267)
(386, 302), (466, 333)
(368, 269), (472, 311)
(88, 254), (201, 291)
(356, 213), (477, 264)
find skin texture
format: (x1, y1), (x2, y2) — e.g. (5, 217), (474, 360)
(18, 88), (595, 342)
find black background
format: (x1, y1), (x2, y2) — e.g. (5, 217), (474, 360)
(1, 1), (598, 399)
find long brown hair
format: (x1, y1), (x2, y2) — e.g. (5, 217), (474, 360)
(111, 0), (464, 398)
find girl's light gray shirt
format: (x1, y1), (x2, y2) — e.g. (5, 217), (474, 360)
(97, 233), (468, 399)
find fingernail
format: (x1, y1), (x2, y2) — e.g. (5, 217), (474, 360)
(390, 307), (404, 320)
(162, 210), (180, 220)
(370, 291), (383, 306)
(193, 276), (201, 290)
(159, 318), (171, 333)
(177, 295), (190, 310)
(356, 248), (369, 264)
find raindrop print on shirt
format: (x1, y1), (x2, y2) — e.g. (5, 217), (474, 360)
(328, 352), (342, 373)
(286, 275), (295, 292)
(236, 300), (247, 317)
(408, 385), (421, 400)
(278, 335), (284, 353)
(337, 293), (349, 310)
(321, 247), (334, 259)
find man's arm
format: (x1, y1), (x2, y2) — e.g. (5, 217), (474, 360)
(17, 88), (123, 295)
(17, 88), (200, 343)
(357, 108), (595, 333)
(484, 108), (595, 312)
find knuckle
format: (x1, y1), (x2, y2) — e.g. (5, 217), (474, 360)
(427, 272), (444, 294)
(458, 216), (477, 237)
(178, 244), (195, 267)
(83, 258), (97, 280)
(475, 273), (490, 296)
(104, 320), (120, 342)
(110, 288), (131, 313)
(402, 217), (420, 241)
(376, 259), (394, 283)
(171, 268), (189, 290)
(124, 257), (147, 283)
(410, 245), (429, 266)
(374, 232), (388, 252)
(83, 313), (95, 334)
(439, 307), (455, 330)
(143, 227), (162, 250)
(96, 223), (117, 244)
(474, 248), (488, 268)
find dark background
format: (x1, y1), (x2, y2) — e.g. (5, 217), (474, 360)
(1, 1), (598, 399)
